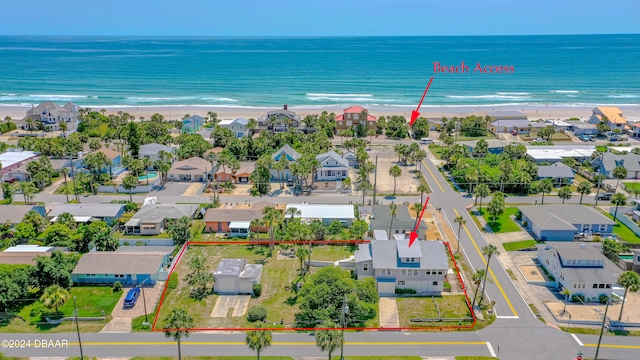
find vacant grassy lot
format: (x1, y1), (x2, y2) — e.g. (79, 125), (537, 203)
(502, 240), (536, 251)
(428, 144), (445, 159)
(396, 295), (473, 328)
(600, 211), (640, 244)
(480, 207), (521, 233)
(0, 286), (121, 333)
(310, 245), (355, 261)
(156, 244), (301, 329)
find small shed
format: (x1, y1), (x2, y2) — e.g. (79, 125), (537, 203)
(229, 221), (251, 238)
(213, 259), (263, 295)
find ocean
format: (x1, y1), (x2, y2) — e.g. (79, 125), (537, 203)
(0, 34), (639, 109)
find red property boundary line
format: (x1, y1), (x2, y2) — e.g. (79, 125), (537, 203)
(152, 240), (476, 332)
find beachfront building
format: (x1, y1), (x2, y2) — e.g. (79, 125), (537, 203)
(181, 115), (205, 134)
(315, 150), (349, 181)
(572, 122), (598, 136)
(487, 110), (528, 122)
(589, 107), (628, 132)
(459, 139), (510, 155)
(354, 238), (449, 295)
(537, 242), (621, 300)
(139, 143), (176, 164)
(592, 152), (640, 179)
(21, 102), (80, 132)
(335, 105), (377, 131)
(270, 144), (301, 181)
(218, 118), (249, 138)
(167, 156), (212, 182)
(285, 203), (356, 226)
(0, 150), (39, 181)
(518, 205), (615, 241)
(257, 105), (301, 132)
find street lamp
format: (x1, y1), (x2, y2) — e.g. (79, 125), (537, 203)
(340, 295), (349, 360)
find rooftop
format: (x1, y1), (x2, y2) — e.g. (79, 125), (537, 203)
(0, 205), (44, 224)
(487, 110), (527, 118)
(526, 145), (596, 161)
(139, 143), (176, 155)
(370, 205), (427, 231)
(3, 245), (54, 253)
(48, 204), (125, 218)
(214, 258), (246, 276)
(72, 253), (166, 275)
(239, 263), (263, 281)
(594, 107), (627, 124)
(127, 203), (200, 224)
(218, 118), (249, 126)
(519, 205), (614, 231)
(286, 203), (356, 220)
(365, 239), (448, 270)
(0, 151), (39, 169)
(537, 162), (575, 178)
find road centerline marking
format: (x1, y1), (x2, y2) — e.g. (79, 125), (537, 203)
(453, 208), (518, 317)
(422, 160), (445, 193)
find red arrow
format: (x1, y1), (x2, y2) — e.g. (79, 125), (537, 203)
(409, 196), (430, 247)
(409, 76), (434, 126)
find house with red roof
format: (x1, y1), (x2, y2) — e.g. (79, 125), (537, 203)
(335, 105), (377, 131)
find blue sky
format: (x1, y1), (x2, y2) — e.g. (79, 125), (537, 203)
(1, 0), (638, 36)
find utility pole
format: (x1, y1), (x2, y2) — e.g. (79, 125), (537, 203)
(372, 155), (378, 205)
(140, 279), (149, 326)
(73, 296), (84, 359)
(340, 295), (349, 360)
(594, 299), (610, 360)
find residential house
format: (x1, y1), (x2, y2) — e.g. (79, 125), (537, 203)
(215, 161), (254, 183)
(335, 105), (377, 131)
(5, 163), (33, 182)
(526, 145), (596, 164)
(218, 118), (249, 138)
(48, 203), (126, 225)
(0, 205), (46, 227)
(519, 205), (615, 241)
(537, 242), (621, 300)
(257, 105), (301, 132)
(537, 162), (575, 186)
(489, 119), (546, 134)
(181, 115), (205, 134)
(168, 156), (212, 182)
(572, 122), (598, 136)
(0, 245), (59, 266)
(22, 102), (80, 132)
(285, 203), (356, 226)
(71, 246), (173, 285)
(0, 150), (39, 181)
(204, 147), (224, 157)
(589, 107), (628, 132)
(592, 152), (640, 179)
(315, 151), (349, 181)
(355, 239), (449, 295)
(487, 110), (528, 121)
(204, 201), (273, 234)
(85, 147), (124, 176)
(369, 205), (428, 240)
(213, 259), (263, 294)
(270, 144), (301, 181)
(631, 123), (640, 137)
(139, 143), (176, 164)
(343, 151), (358, 167)
(459, 139), (511, 155)
(124, 204), (200, 236)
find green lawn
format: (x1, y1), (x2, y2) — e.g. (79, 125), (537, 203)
(623, 182), (640, 192)
(502, 240), (536, 251)
(396, 295), (473, 328)
(479, 207), (521, 233)
(601, 211), (640, 244)
(310, 245), (355, 261)
(428, 144), (445, 159)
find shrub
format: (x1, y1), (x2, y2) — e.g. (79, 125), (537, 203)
(29, 303), (46, 324)
(599, 294), (609, 304)
(247, 305), (267, 322)
(168, 272), (179, 289)
(571, 294), (585, 303)
(522, 220), (528, 227)
(252, 283), (262, 297)
(515, 210), (522, 221)
(395, 288), (417, 295)
(112, 281), (123, 292)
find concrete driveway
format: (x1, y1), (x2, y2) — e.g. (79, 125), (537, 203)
(378, 297), (400, 328)
(100, 283), (164, 333)
(210, 295), (251, 318)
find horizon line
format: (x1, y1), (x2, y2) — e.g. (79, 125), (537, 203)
(0, 33), (639, 38)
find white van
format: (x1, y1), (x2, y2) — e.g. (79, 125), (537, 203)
(419, 138), (434, 145)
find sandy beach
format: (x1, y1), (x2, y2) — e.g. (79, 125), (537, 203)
(2, 104), (640, 122)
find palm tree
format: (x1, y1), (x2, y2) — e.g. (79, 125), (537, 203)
(613, 165), (628, 191)
(40, 284), (69, 313)
(617, 271), (640, 321)
(470, 269), (486, 311)
(474, 183), (491, 211)
(388, 202), (398, 239)
(557, 186), (572, 204)
(560, 288), (571, 315)
(315, 321), (343, 360)
(246, 325), (272, 360)
(285, 206), (301, 222)
(411, 202), (423, 215)
(250, 218), (263, 240)
(417, 183), (429, 205)
(537, 178), (553, 205)
(296, 245), (309, 277)
(122, 174), (139, 202)
(389, 165), (402, 195)
(611, 193), (628, 221)
(262, 206), (283, 252)
(577, 181), (592, 204)
(12, 181), (37, 204)
(163, 308), (193, 360)
(142, 158), (152, 185)
(367, 129), (376, 150)
(454, 215), (466, 253)
(478, 245), (500, 306)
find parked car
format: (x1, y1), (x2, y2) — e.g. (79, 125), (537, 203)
(589, 135), (596, 142)
(579, 135), (590, 142)
(419, 138), (434, 145)
(123, 287), (141, 308)
(511, 129), (518, 136)
(287, 178), (295, 186)
(596, 192), (613, 200)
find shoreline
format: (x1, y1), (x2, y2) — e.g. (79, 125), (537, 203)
(2, 103), (640, 122)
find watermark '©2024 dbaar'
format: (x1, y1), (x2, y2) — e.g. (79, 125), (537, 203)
(433, 61), (515, 73)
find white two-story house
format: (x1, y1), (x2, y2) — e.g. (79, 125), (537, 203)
(315, 150), (349, 181)
(218, 118), (249, 138)
(355, 238), (449, 295)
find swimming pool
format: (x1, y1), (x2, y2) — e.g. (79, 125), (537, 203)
(138, 171), (159, 182)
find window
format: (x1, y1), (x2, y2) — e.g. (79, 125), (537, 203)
(346, 121), (352, 126)
(363, 263), (368, 271)
(386, 269), (392, 276)
(599, 224), (607, 232)
(433, 281), (438, 286)
(405, 258), (410, 262)
(401, 269), (407, 276)
(437, 270), (443, 275)
(413, 270), (419, 276)
(410, 258), (415, 262)
(593, 284), (598, 288)
(599, 284), (605, 289)
(398, 280), (405, 286)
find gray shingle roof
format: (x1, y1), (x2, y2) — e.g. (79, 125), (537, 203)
(214, 259), (246, 276)
(490, 119), (532, 128)
(0, 205), (44, 225)
(370, 205), (427, 232)
(49, 204), (125, 218)
(537, 162), (575, 178)
(316, 150), (349, 168)
(139, 143), (175, 155)
(130, 204), (199, 223)
(598, 153), (640, 173)
(369, 240), (448, 270)
(240, 264), (263, 281)
(272, 144), (301, 161)
(519, 205), (614, 231)
(72, 253), (165, 275)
